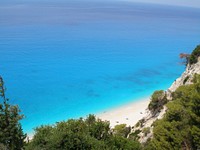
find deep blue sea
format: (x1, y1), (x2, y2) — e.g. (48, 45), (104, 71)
(0, 0), (200, 134)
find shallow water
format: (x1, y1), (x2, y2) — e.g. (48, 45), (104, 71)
(0, 1), (200, 133)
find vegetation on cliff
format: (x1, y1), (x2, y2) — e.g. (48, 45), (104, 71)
(179, 45), (200, 65)
(145, 74), (200, 150)
(148, 90), (167, 115)
(189, 45), (200, 64)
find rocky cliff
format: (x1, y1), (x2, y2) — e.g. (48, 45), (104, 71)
(133, 57), (200, 143)
(167, 57), (200, 98)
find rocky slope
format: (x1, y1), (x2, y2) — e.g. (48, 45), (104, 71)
(132, 57), (200, 143)
(167, 57), (200, 98)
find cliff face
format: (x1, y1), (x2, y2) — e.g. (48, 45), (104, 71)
(167, 57), (200, 98)
(134, 57), (200, 143)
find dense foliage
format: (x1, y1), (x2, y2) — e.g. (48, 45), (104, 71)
(0, 76), (26, 150)
(113, 124), (131, 138)
(145, 74), (200, 150)
(189, 45), (200, 64)
(26, 114), (141, 150)
(148, 90), (167, 115)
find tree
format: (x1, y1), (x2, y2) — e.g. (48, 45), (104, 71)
(26, 115), (141, 150)
(179, 53), (190, 65)
(0, 76), (26, 150)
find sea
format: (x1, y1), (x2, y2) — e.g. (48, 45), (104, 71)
(0, 0), (200, 134)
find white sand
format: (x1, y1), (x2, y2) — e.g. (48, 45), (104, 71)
(96, 98), (150, 128)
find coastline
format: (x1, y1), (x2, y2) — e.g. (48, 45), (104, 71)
(96, 97), (150, 128)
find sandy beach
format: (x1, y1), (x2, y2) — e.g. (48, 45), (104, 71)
(97, 98), (150, 128)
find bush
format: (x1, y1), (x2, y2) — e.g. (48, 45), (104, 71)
(113, 124), (131, 138)
(142, 127), (151, 136)
(148, 90), (167, 115)
(183, 76), (189, 84)
(129, 130), (141, 140)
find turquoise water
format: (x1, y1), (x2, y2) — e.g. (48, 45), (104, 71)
(0, 1), (200, 134)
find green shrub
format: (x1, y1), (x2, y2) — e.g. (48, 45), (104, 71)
(135, 121), (140, 127)
(183, 76), (189, 84)
(142, 127), (151, 136)
(129, 130), (141, 140)
(114, 124), (131, 138)
(148, 90), (167, 114)
(189, 45), (200, 64)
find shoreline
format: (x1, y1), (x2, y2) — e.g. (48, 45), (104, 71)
(96, 97), (150, 128)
